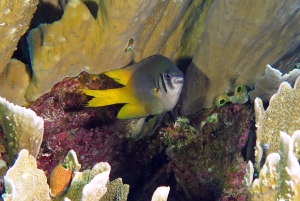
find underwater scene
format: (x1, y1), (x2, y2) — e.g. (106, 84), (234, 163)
(0, 0), (300, 200)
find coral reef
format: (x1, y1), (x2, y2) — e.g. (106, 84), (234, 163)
(5, 71), (166, 200)
(0, 70), (254, 200)
(163, 104), (253, 200)
(181, 0), (300, 115)
(254, 76), (300, 166)
(2, 1), (300, 199)
(0, 96), (44, 164)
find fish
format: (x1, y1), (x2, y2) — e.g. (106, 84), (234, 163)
(82, 55), (184, 120)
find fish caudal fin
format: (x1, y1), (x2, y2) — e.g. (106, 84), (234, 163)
(82, 88), (128, 107)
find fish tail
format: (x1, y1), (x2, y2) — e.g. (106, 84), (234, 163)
(82, 88), (128, 107)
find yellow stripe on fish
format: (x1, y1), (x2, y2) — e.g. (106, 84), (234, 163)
(82, 55), (184, 119)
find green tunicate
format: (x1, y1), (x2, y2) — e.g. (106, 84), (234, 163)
(214, 93), (230, 108)
(233, 85), (248, 104)
(214, 85), (248, 108)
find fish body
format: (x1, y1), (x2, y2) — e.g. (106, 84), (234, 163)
(82, 55), (184, 119)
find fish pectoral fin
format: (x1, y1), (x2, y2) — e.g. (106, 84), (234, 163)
(132, 112), (166, 140)
(117, 103), (148, 119)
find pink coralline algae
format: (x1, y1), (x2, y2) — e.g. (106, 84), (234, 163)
(162, 104), (253, 200)
(19, 72), (165, 199)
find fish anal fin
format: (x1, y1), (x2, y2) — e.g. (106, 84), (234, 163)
(117, 103), (148, 119)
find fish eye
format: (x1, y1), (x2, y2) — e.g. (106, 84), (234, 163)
(164, 72), (171, 80)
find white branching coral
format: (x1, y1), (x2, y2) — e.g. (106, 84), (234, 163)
(151, 186), (170, 201)
(0, 96), (44, 164)
(2, 149), (51, 201)
(247, 131), (300, 200)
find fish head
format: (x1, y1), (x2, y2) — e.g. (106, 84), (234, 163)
(154, 56), (184, 111)
(160, 70), (184, 95)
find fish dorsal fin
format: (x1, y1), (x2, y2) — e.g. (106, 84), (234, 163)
(104, 63), (141, 85)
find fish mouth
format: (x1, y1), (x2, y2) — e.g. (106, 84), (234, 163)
(174, 76), (184, 84)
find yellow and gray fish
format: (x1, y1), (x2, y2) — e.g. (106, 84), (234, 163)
(82, 55), (184, 119)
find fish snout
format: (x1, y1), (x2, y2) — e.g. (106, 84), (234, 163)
(174, 76), (184, 84)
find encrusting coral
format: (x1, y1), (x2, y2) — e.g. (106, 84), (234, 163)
(0, 96), (44, 164)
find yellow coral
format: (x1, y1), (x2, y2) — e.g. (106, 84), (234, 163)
(0, 0), (38, 72)
(0, 59), (31, 105)
(26, 0), (159, 101)
(254, 76), (300, 165)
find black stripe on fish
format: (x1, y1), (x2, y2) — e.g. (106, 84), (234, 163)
(160, 73), (168, 93)
(166, 77), (175, 90)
